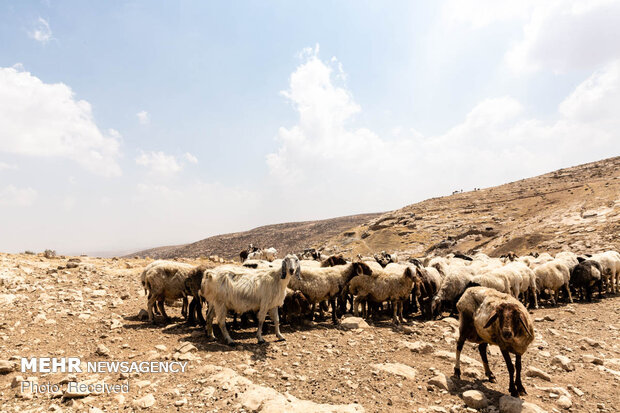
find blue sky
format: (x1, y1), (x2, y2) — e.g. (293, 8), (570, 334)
(1, 1), (619, 254)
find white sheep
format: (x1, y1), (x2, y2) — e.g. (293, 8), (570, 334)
(534, 260), (572, 305)
(430, 263), (474, 317)
(200, 255), (300, 345)
(589, 250), (620, 293)
(288, 261), (372, 324)
(349, 264), (417, 324)
(142, 261), (196, 323)
(454, 286), (534, 397)
(471, 272), (511, 295)
(555, 251), (580, 272)
(246, 247), (278, 262)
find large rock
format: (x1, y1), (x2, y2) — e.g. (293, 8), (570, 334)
(401, 340), (433, 354)
(372, 363), (416, 380)
(340, 317), (369, 330)
(434, 350), (483, 368)
(525, 366), (551, 381)
(133, 394), (156, 409)
(499, 395), (547, 413)
(462, 390), (488, 409)
(557, 395), (572, 409)
(551, 355), (574, 371)
(428, 373), (452, 391)
(0, 360), (14, 374)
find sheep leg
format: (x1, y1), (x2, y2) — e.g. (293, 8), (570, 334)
(186, 298), (197, 326)
(478, 343), (496, 382)
(353, 297), (361, 317)
(204, 305), (216, 341)
(216, 304), (235, 346)
(564, 283), (573, 303)
(270, 307), (285, 341)
(454, 337), (465, 379)
(147, 294), (158, 323)
(530, 287), (539, 309)
(501, 349), (517, 397)
(188, 298), (206, 326)
(311, 303), (317, 321)
(398, 301), (405, 323)
(181, 296), (188, 318)
(196, 301), (206, 326)
(515, 354), (526, 396)
(391, 300), (399, 325)
(157, 300), (170, 323)
(330, 296), (339, 325)
(256, 307), (268, 344)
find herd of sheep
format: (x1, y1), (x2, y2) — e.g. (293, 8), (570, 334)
(139, 247), (620, 397)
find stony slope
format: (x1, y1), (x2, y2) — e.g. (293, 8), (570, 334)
(129, 156), (619, 261)
(129, 213), (381, 260)
(322, 156), (620, 258)
(0, 253), (619, 412)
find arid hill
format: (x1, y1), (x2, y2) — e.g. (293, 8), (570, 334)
(322, 156), (620, 258)
(129, 213), (381, 260)
(130, 156), (619, 260)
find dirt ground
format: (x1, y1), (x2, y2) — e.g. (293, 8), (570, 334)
(1, 253), (619, 412)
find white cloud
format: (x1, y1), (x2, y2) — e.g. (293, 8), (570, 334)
(184, 152), (198, 164)
(62, 196), (76, 211)
(135, 151), (182, 176)
(0, 67), (122, 176)
(505, 0), (620, 74)
(0, 185), (37, 206)
(559, 59), (620, 123)
(28, 17), (53, 44)
(136, 110), (150, 125)
(0, 161), (17, 171)
(266, 48), (620, 215)
(443, 0), (536, 28)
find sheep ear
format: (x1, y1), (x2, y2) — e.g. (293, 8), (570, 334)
(295, 265), (301, 279)
(483, 311), (499, 329)
(281, 264), (287, 279)
(518, 314), (533, 337)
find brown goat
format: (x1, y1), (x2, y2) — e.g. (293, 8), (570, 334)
(454, 287), (534, 397)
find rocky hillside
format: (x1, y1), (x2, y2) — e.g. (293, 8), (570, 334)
(0, 252), (619, 412)
(322, 156), (620, 258)
(129, 213), (381, 260)
(129, 157), (619, 261)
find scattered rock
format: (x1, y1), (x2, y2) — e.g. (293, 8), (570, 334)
(95, 344), (110, 357)
(133, 394), (156, 409)
(551, 355), (574, 371)
(372, 363), (417, 380)
(340, 317), (369, 330)
(138, 309), (149, 320)
(63, 385), (90, 399)
(428, 373), (452, 391)
(177, 342), (197, 353)
(525, 366), (551, 381)
(401, 340), (434, 354)
(499, 395), (547, 413)
(568, 385), (584, 397)
(462, 390), (488, 409)
(557, 395), (572, 409)
(0, 360), (14, 374)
